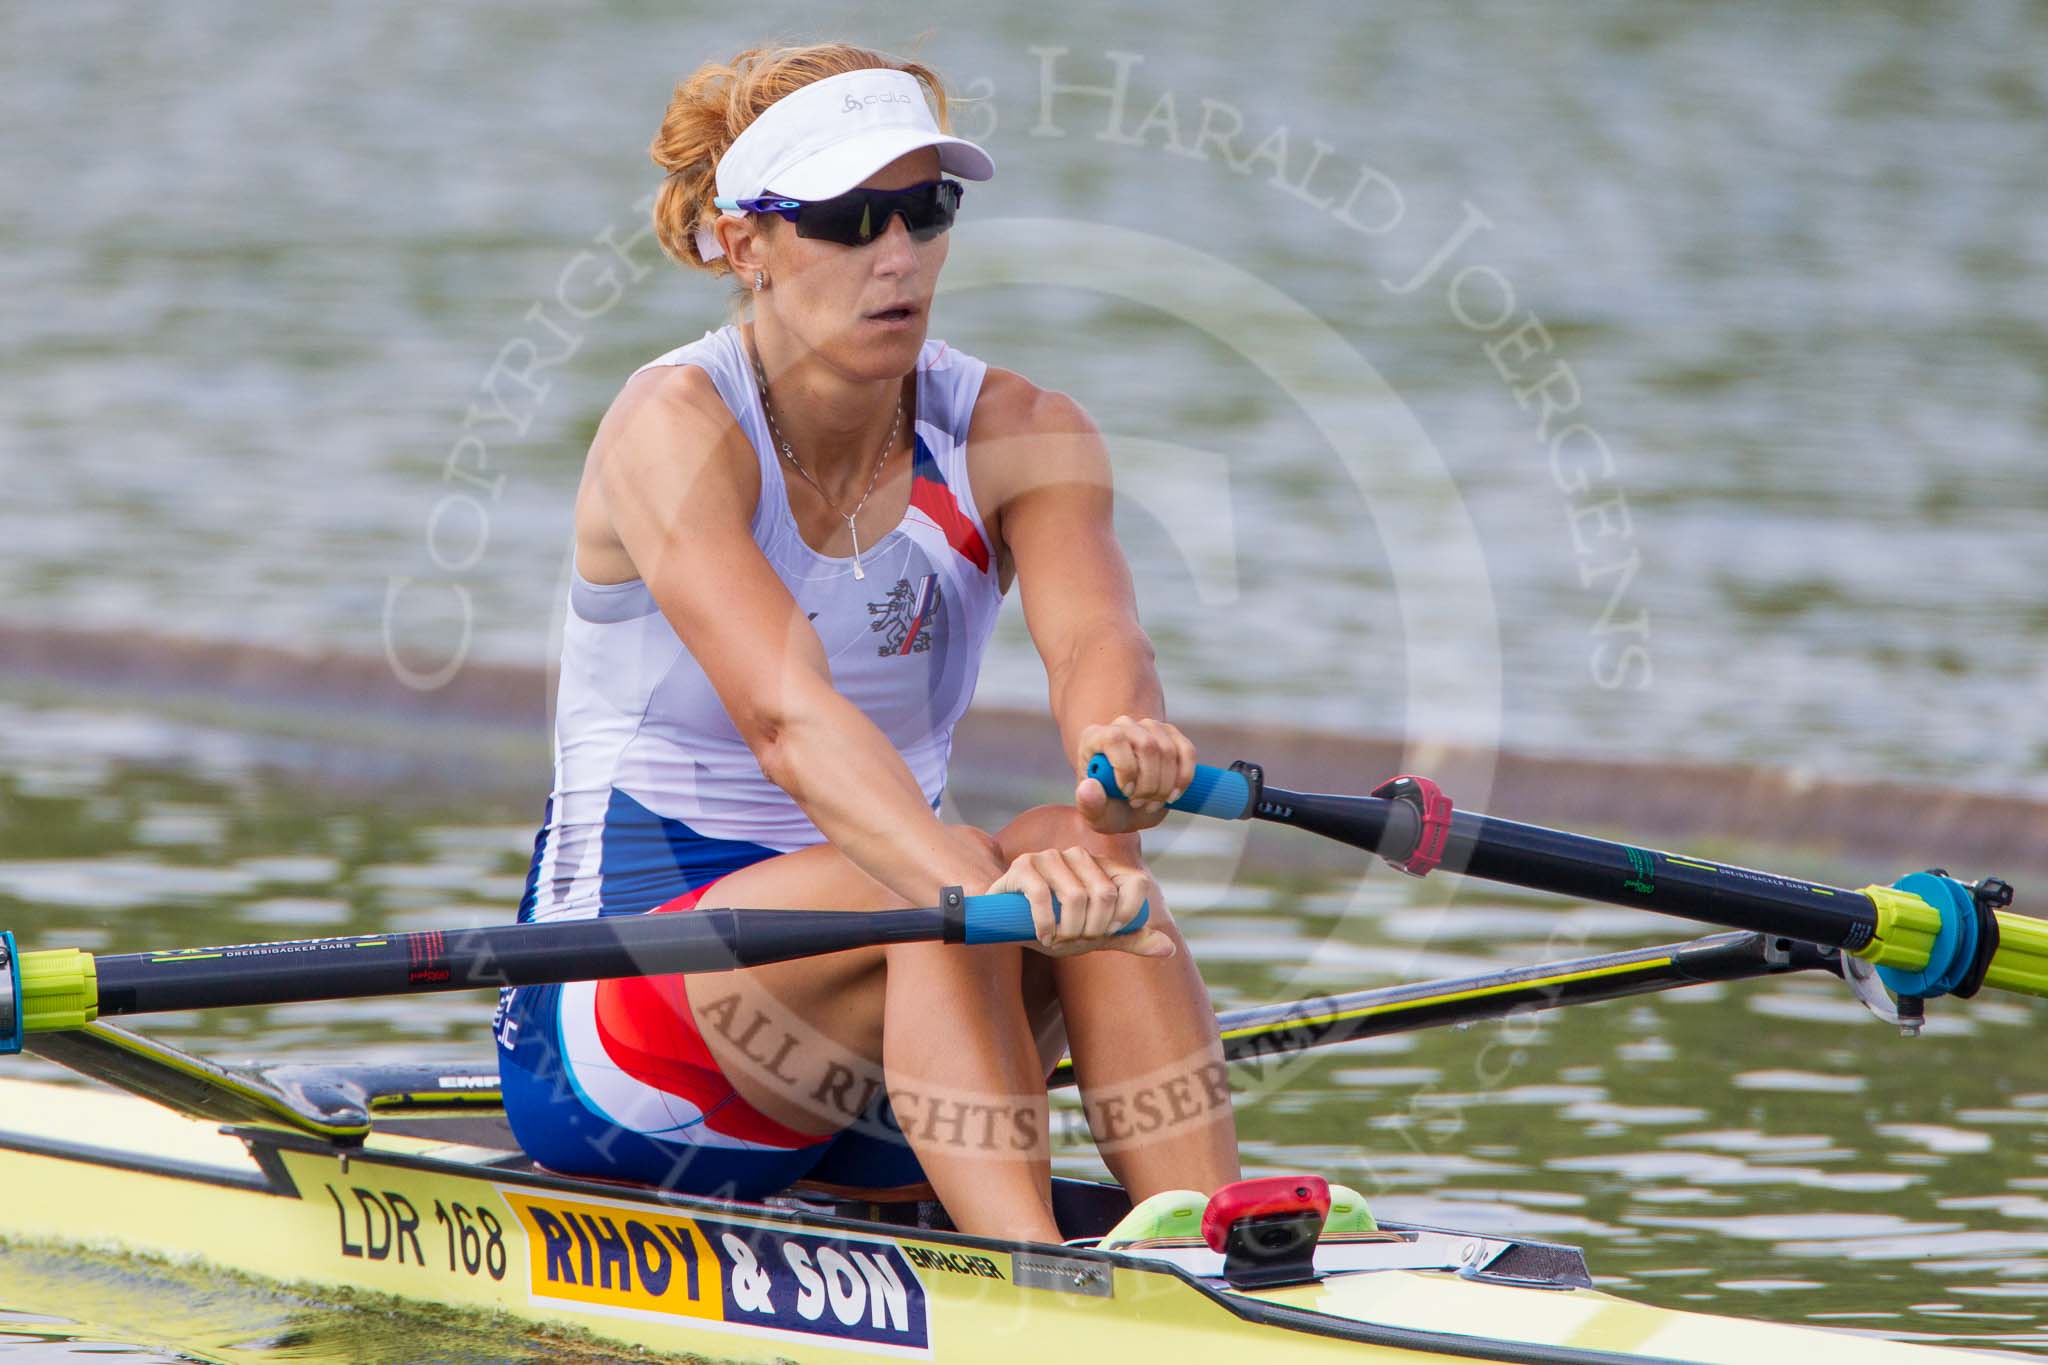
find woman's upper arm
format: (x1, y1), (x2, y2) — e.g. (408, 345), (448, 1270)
(974, 374), (1145, 667)
(591, 366), (826, 746)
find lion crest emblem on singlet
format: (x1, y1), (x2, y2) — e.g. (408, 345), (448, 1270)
(868, 573), (940, 657)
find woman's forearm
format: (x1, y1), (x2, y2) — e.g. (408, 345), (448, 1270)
(755, 689), (1005, 903)
(1047, 623), (1164, 856)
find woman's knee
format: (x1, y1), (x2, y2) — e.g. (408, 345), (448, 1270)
(944, 822), (1005, 870)
(883, 935), (1024, 991)
(994, 804), (1131, 862)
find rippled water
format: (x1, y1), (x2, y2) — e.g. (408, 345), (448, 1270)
(5, 1), (2046, 1358)
(2, 2), (2045, 793)
(2, 697), (2045, 1359)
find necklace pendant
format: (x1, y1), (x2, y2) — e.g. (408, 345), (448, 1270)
(849, 518), (865, 580)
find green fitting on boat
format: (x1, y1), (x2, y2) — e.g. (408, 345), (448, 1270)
(1984, 909), (2048, 1001)
(19, 948), (99, 1033)
(1852, 885), (1941, 972)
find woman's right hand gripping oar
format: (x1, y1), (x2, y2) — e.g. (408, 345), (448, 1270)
(985, 848), (1176, 959)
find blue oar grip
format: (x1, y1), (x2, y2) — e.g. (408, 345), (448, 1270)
(960, 892), (1150, 946)
(1085, 755), (1255, 820)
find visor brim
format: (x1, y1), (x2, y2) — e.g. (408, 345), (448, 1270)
(763, 127), (994, 201)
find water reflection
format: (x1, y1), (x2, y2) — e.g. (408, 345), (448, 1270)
(0, 1245), (669, 1365)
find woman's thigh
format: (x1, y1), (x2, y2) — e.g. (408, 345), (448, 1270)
(675, 840), (908, 1137)
(692, 812), (1105, 1137)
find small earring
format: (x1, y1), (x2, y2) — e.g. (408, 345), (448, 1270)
(753, 270), (765, 292)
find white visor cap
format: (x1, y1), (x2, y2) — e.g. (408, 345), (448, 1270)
(695, 67), (994, 262)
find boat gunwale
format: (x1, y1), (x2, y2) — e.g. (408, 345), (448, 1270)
(0, 1125), (280, 1195)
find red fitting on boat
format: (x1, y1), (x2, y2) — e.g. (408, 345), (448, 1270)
(1371, 775), (1453, 877)
(1201, 1175), (1331, 1255)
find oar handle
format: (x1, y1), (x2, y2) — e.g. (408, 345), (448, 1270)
(1084, 755), (1256, 820)
(959, 892), (1150, 945)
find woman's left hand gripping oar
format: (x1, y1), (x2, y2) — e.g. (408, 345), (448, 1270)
(1073, 714), (1198, 835)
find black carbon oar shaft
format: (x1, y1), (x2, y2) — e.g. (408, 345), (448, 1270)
(4, 889), (1151, 1046)
(87, 907), (951, 1018)
(1256, 787), (1881, 952)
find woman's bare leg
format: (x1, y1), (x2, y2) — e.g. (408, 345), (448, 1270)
(683, 807), (1235, 1238)
(994, 805), (1241, 1201)
(877, 937), (1060, 1236)
(680, 828), (1067, 1241)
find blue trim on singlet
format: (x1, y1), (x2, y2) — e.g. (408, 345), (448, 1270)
(519, 792), (774, 924)
(516, 797), (553, 925)
(518, 789), (940, 926)
(594, 789), (781, 917)
(911, 431), (946, 484)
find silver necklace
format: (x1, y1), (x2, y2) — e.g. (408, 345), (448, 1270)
(750, 341), (901, 580)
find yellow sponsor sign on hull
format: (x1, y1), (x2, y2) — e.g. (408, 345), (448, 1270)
(502, 1188), (932, 1357)
(504, 1191), (724, 1321)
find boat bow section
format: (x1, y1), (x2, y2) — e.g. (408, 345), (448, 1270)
(1226, 1262), (2004, 1364)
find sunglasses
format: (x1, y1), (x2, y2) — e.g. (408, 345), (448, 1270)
(715, 179), (965, 248)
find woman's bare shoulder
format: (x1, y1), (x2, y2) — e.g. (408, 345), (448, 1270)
(586, 362), (754, 486)
(606, 360), (733, 432)
(968, 366), (1108, 502)
(575, 361), (758, 582)
(969, 366), (1099, 441)
(963, 367), (1111, 590)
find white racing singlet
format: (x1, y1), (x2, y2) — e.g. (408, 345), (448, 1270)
(518, 323), (1004, 924)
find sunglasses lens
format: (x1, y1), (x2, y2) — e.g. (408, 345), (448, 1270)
(795, 195), (874, 244)
(792, 182), (960, 247)
(909, 183), (962, 241)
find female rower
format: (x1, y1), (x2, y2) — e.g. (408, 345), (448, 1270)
(496, 43), (1239, 1243)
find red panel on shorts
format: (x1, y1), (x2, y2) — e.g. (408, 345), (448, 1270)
(592, 879), (823, 1150)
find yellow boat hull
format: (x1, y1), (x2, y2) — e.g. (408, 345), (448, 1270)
(0, 1079), (1994, 1363)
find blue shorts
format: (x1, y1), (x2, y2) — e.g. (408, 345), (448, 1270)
(496, 802), (925, 1201)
